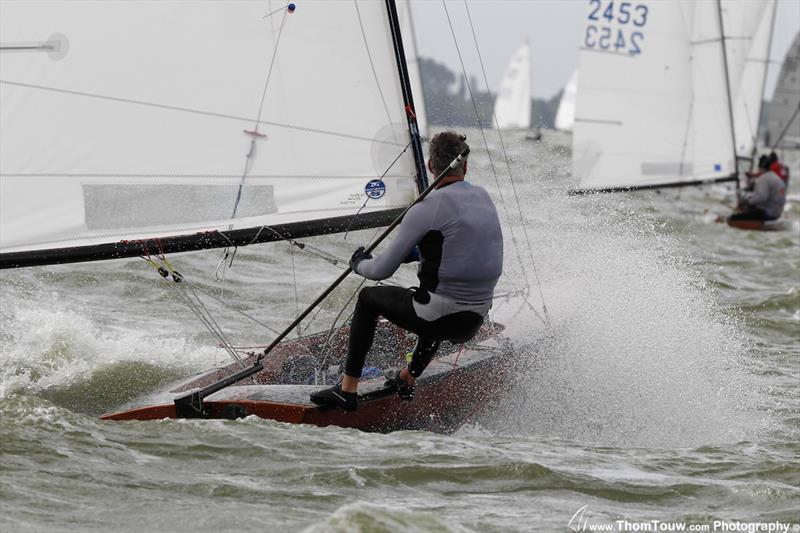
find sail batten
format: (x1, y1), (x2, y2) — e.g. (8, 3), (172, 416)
(0, 1), (423, 263)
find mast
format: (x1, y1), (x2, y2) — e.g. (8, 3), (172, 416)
(385, 0), (428, 192)
(753, 0), (777, 169)
(716, 0), (740, 186)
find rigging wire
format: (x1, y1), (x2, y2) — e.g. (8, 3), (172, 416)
(316, 278), (367, 384)
(289, 240), (302, 338)
(461, 0), (549, 323)
(141, 253), (246, 368)
(442, 0), (549, 324)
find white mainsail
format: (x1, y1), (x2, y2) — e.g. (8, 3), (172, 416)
(767, 31), (800, 148)
(572, 0), (775, 192)
(555, 69), (578, 132)
(493, 41), (532, 130)
(397, 2), (428, 139)
(0, 1), (424, 263)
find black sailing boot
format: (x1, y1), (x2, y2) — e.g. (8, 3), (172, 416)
(383, 368), (415, 401)
(309, 383), (358, 411)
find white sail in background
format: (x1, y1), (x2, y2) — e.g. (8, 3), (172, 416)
(493, 41), (532, 130)
(0, 1), (420, 258)
(555, 69), (578, 132)
(397, 2), (428, 139)
(572, 0), (775, 192)
(767, 31), (800, 148)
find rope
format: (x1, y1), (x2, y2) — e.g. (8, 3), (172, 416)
(220, 7), (291, 277)
(442, 1), (549, 322)
(141, 253), (247, 369)
(316, 278), (367, 383)
(459, 0), (550, 323)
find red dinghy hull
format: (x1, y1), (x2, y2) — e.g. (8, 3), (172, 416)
(101, 320), (514, 434)
(725, 218), (787, 231)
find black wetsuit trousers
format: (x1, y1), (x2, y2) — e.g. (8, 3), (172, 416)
(344, 286), (484, 379)
(728, 208), (769, 221)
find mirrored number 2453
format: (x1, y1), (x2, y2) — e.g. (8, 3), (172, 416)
(585, 25), (643, 55)
(588, 0), (649, 26)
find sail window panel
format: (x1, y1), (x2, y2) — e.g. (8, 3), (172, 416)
(0, 1), (419, 256)
(0, 174), (415, 254)
(82, 184), (277, 231)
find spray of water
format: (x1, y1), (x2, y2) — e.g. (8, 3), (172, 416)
(0, 282), (219, 413)
(473, 145), (768, 447)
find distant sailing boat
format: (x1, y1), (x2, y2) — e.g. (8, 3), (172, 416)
(766, 31), (800, 149)
(555, 69), (578, 133)
(570, 0), (776, 193)
(0, 1), (538, 430)
(493, 40), (539, 139)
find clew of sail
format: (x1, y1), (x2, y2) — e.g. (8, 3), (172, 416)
(493, 41), (532, 130)
(0, 1), (424, 266)
(571, 0), (775, 193)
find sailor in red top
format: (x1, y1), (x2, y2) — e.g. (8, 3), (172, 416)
(768, 152), (790, 186)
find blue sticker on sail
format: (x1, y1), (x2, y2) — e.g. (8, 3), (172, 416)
(365, 179), (386, 199)
(714, 164), (722, 172)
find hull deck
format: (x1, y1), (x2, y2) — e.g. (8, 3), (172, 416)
(102, 320), (514, 433)
(101, 291), (542, 433)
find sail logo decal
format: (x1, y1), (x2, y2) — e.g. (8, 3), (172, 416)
(365, 179), (386, 199)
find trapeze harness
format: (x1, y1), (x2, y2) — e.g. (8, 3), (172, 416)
(347, 180), (504, 379)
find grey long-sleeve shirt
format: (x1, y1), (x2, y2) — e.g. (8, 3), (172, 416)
(742, 170), (786, 220)
(355, 180), (503, 302)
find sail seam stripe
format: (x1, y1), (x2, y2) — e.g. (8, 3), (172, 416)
(0, 80), (403, 145)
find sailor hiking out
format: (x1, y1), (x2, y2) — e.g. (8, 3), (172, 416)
(729, 154), (787, 222)
(310, 132), (504, 411)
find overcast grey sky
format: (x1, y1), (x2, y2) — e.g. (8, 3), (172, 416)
(411, 0), (800, 100)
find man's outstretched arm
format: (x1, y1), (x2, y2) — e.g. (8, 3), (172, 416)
(354, 201), (436, 281)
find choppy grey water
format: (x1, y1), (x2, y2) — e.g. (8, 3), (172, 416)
(1, 130), (798, 532)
